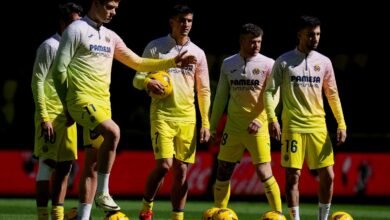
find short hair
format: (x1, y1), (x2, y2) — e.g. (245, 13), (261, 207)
(58, 2), (83, 25)
(169, 4), (193, 19)
(296, 15), (321, 32)
(240, 23), (263, 37)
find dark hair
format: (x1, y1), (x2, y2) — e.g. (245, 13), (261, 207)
(58, 2), (83, 25)
(296, 15), (321, 32)
(240, 23), (263, 37)
(169, 4), (193, 19)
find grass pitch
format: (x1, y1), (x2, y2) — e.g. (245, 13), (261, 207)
(0, 198), (388, 219)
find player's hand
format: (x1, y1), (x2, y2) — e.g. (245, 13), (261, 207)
(200, 127), (210, 143)
(41, 121), (54, 143)
(147, 79), (165, 95)
(336, 128), (347, 146)
(269, 122), (281, 141)
(247, 120), (261, 134)
(174, 50), (197, 68)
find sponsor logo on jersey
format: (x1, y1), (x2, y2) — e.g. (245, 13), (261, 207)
(291, 75), (321, 88)
(89, 44), (111, 53)
(290, 75), (320, 83)
(230, 79), (260, 91)
(230, 79), (260, 86)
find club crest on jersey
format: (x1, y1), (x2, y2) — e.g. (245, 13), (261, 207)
(314, 64), (321, 72)
(105, 36), (110, 43)
(252, 68), (261, 75)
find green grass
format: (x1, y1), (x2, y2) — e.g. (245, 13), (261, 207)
(0, 198), (389, 219)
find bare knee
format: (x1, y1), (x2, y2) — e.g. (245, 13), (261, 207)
(172, 159), (188, 181)
(98, 120), (120, 148)
(155, 159), (172, 175)
(318, 166), (334, 186)
(255, 162), (273, 181)
(216, 160), (236, 181)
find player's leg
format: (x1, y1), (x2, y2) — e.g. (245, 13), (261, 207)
(281, 132), (305, 220)
(170, 159), (188, 220)
(317, 166), (334, 220)
(213, 132), (244, 208)
(36, 158), (55, 220)
(50, 120), (77, 220)
(247, 131), (282, 212)
(170, 121), (196, 220)
(140, 120), (176, 220)
(213, 160), (235, 208)
(77, 137), (99, 220)
(34, 116), (56, 220)
(285, 168), (301, 220)
(306, 132), (334, 220)
(51, 160), (73, 220)
(69, 102), (120, 211)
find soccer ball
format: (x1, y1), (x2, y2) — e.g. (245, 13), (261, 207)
(202, 207), (220, 220)
(260, 210), (286, 220)
(104, 211), (130, 220)
(329, 211), (353, 220)
(64, 207), (78, 220)
(212, 208), (238, 220)
(146, 70), (173, 99)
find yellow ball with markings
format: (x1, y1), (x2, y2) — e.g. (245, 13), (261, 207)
(329, 211), (353, 220)
(146, 70), (173, 99)
(260, 211), (286, 220)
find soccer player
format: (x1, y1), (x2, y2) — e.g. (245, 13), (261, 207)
(209, 23), (282, 213)
(263, 15), (347, 220)
(52, 0), (196, 217)
(31, 2), (83, 220)
(133, 4), (211, 220)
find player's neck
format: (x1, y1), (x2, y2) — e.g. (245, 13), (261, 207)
(173, 35), (189, 46)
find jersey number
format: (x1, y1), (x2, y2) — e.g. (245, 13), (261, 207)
(285, 139), (298, 153)
(221, 133), (228, 145)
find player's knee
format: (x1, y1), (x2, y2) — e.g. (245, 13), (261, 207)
(255, 162), (273, 181)
(36, 159), (53, 181)
(173, 161), (188, 179)
(102, 123), (120, 146)
(318, 167), (334, 185)
(56, 161), (73, 176)
(216, 161), (235, 181)
(286, 169), (300, 188)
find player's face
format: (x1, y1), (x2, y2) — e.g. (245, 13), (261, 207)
(95, 0), (119, 23)
(240, 34), (262, 57)
(170, 13), (193, 37)
(298, 25), (321, 51)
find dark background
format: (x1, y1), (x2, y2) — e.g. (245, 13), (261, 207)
(1, 0), (388, 151)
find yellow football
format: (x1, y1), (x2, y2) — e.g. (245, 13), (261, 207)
(64, 207), (77, 220)
(146, 70), (173, 99)
(202, 207), (220, 220)
(104, 211), (130, 220)
(329, 211), (353, 220)
(212, 208), (238, 220)
(260, 210), (286, 220)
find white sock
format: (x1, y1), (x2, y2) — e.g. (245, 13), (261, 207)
(318, 203), (331, 220)
(97, 172), (110, 194)
(288, 206), (300, 220)
(77, 203), (92, 220)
